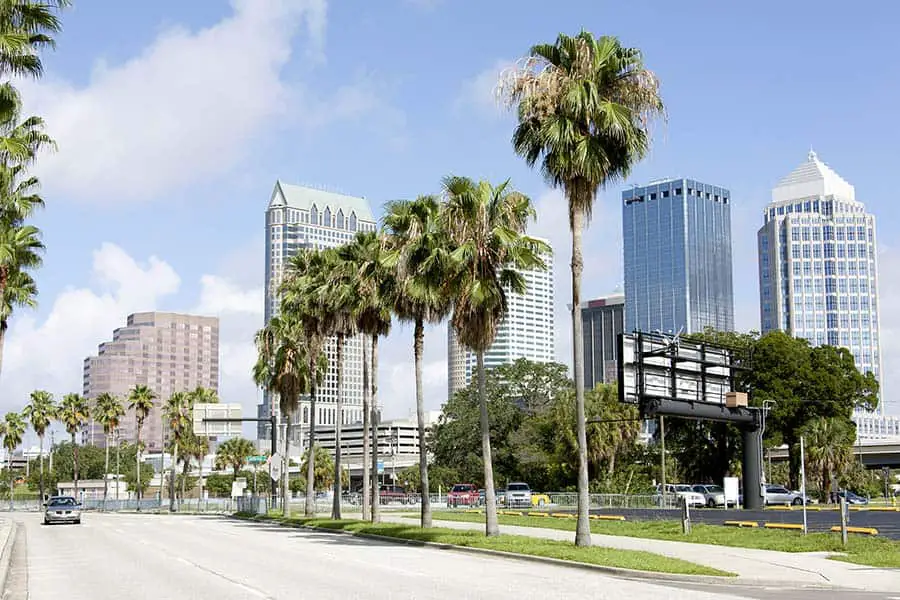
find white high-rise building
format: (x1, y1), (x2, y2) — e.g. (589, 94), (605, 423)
(757, 151), (884, 414)
(258, 181), (378, 441)
(447, 243), (555, 400)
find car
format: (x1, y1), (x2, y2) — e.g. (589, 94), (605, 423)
(657, 484), (705, 507)
(44, 496), (82, 525)
(504, 482), (533, 508)
(692, 484), (734, 508)
(764, 484), (805, 506)
(378, 485), (408, 505)
(837, 490), (869, 505)
(531, 492), (551, 507)
(447, 483), (480, 507)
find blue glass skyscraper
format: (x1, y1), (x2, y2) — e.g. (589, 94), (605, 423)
(622, 178), (734, 335)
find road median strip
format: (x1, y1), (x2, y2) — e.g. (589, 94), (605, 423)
(232, 513), (734, 578)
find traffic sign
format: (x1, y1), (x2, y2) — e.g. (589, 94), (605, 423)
(377, 461), (384, 474)
(270, 455), (283, 482)
(248, 455), (267, 464)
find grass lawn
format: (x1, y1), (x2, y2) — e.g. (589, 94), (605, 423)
(236, 513), (733, 577)
(420, 510), (900, 568)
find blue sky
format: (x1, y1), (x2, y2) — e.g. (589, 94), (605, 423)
(3, 0), (899, 441)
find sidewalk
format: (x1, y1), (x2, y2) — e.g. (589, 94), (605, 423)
(383, 515), (900, 592)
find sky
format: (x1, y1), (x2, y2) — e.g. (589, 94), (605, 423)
(3, 0), (899, 444)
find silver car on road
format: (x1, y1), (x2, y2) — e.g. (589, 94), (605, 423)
(44, 496), (82, 525)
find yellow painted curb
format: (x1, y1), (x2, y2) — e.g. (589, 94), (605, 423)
(723, 520), (758, 528)
(764, 522), (804, 530)
(552, 513), (576, 519)
(764, 505), (794, 511)
(500, 510), (525, 516)
(865, 507), (899, 512)
(589, 515), (626, 521)
(830, 526), (879, 535)
(464, 509), (483, 514)
(527, 512), (550, 518)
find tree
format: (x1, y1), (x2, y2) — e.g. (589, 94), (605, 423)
(2, 411), (24, 507)
(0, 0), (70, 80)
(299, 445), (344, 492)
(215, 437), (255, 479)
(253, 313), (316, 517)
(187, 387), (217, 502)
(499, 31), (664, 546)
(343, 231), (393, 522)
(57, 393), (88, 497)
(162, 391), (190, 512)
(22, 389), (54, 501)
(383, 196), (452, 528)
(802, 417), (855, 501)
(442, 175), (548, 537)
(92, 392), (124, 509)
(127, 385), (156, 506)
(0, 222), (42, 377)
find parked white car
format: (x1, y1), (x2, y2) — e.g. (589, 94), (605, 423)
(657, 484), (705, 507)
(692, 484), (735, 508)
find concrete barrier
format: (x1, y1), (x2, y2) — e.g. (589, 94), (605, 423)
(723, 520), (758, 528)
(551, 513), (575, 519)
(527, 512), (550, 517)
(0, 519), (16, 595)
(589, 515), (626, 521)
(763, 522), (804, 530)
(830, 526), (879, 535)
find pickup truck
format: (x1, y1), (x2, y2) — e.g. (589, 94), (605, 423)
(447, 483), (480, 507)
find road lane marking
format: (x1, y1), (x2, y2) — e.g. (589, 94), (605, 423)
(174, 556), (273, 599)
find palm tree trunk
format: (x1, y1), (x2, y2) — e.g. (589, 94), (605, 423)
(38, 432), (45, 503)
(198, 457), (204, 509)
(477, 350), (499, 537)
(282, 416), (291, 518)
(361, 341), (371, 521)
(180, 458), (189, 504)
(7, 454), (12, 510)
(0, 324), (6, 380)
(72, 432), (80, 500)
(104, 433), (110, 510)
(370, 334), (381, 523)
(136, 424), (142, 509)
(414, 318), (431, 528)
(169, 442), (178, 512)
(332, 334), (345, 520)
(570, 207), (591, 547)
(115, 437), (120, 502)
(305, 378), (318, 516)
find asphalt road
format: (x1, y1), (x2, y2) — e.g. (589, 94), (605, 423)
(3, 513), (898, 600)
(581, 507), (900, 539)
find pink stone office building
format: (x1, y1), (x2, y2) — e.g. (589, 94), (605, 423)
(82, 312), (219, 451)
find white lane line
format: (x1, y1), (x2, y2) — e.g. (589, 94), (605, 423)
(174, 556), (272, 599)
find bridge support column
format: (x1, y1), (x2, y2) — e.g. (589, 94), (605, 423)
(742, 425), (764, 510)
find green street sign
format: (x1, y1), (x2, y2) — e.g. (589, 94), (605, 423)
(248, 455), (267, 464)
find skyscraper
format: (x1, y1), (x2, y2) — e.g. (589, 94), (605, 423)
(83, 312), (219, 450)
(581, 293), (625, 389)
(758, 151), (883, 413)
(259, 181), (378, 441)
(623, 178), (734, 335)
(447, 243), (555, 400)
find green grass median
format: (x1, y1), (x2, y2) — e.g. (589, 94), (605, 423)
(421, 510), (900, 568)
(234, 512), (733, 577)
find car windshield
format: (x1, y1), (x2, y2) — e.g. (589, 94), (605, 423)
(507, 484), (529, 491)
(48, 497), (77, 507)
(706, 485), (724, 493)
(674, 485), (692, 492)
(450, 485), (471, 492)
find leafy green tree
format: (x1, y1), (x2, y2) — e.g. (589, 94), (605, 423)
(205, 473), (232, 497)
(382, 195), (452, 528)
(0, 223), (42, 376)
(162, 391), (190, 511)
(442, 175), (548, 537)
(215, 437), (255, 479)
(801, 417), (855, 501)
(500, 30), (664, 547)
(300, 445), (343, 492)
(92, 392), (124, 507)
(22, 389), (54, 500)
(57, 393), (88, 496)
(127, 384), (156, 504)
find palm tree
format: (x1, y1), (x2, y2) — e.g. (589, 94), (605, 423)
(342, 231), (393, 522)
(0, 88), (55, 169)
(253, 314), (313, 517)
(127, 384), (157, 506)
(0, 0), (71, 80)
(498, 31), (664, 546)
(281, 249), (330, 517)
(189, 386), (218, 503)
(442, 176), (548, 537)
(802, 417), (855, 502)
(92, 392), (124, 509)
(215, 437), (255, 479)
(382, 196), (452, 528)
(2, 411), (24, 507)
(22, 389), (54, 501)
(57, 393), (88, 498)
(163, 391), (190, 512)
(0, 223), (42, 377)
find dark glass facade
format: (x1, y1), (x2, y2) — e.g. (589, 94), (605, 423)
(581, 295), (625, 389)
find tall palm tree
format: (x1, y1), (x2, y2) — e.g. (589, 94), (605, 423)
(342, 231), (393, 522)
(189, 386), (218, 502)
(92, 392), (124, 509)
(57, 393), (88, 498)
(253, 314), (314, 518)
(281, 249), (330, 517)
(0, 88), (55, 169)
(802, 417), (855, 501)
(0, 223), (42, 377)
(2, 411), (24, 507)
(442, 176), (548, 537)
(215, 437), (255, 479)
(498, 31), (664, 546)
(163, 391), (190, 512)
(22, 389), (54, 502)
(0, 0), (71, 81)
(127, 384), (157, 506)
(382, 196), (452, 528)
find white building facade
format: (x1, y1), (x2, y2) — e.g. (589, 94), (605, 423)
(757, 151), (884, 413)
(447, 244), (555, 400)
(258, 182), (378, 441)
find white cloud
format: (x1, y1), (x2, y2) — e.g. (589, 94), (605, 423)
(17, 0), (350, 205)
(456, 59), (514, 118)
(380, 321), (448, 419)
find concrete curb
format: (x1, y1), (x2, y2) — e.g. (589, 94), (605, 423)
(229, 514), (738, 584)
(0, 519), (16, 596)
